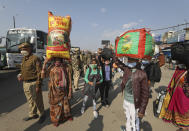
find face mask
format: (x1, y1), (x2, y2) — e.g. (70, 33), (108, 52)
(178, 64), (185, 69)
(141, 60), (149, 65)
(90, 64), (97, 69)
(126, 62), (137, 68)
(21, 50), (29, 56)
(141, 65), (145, 70)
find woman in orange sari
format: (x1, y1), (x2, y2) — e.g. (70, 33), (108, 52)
(41, 58), (72, 127)
(161, 64), (189, 131)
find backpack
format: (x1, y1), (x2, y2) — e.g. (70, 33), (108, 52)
(149, 62), (162, 82)
(88, 67), (101, 82)
(171, 42), (189, 66)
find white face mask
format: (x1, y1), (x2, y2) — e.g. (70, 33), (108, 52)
(142, 60), (149, 65)
(21, 50), (29, 56)
(178, 64), (185, 69)
(126, 62), (137, 68)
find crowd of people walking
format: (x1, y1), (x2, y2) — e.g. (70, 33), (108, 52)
(17, 40), (189, 131)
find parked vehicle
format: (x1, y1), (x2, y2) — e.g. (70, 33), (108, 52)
(0, 28), (47, 68)
(0, 47), (7, 69)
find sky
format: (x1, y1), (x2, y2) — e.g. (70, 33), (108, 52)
(0, 0), (189, 51)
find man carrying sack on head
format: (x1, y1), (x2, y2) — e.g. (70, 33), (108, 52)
(114, 57), (149, 131)
(115, 28), (152, 131)
(17, 42), (46, 124)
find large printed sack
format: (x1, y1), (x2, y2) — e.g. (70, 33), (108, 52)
(115, 28), (154, 59)
(46, 11), (72, 59)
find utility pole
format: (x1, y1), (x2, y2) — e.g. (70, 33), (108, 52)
(13, 16), (15, 28)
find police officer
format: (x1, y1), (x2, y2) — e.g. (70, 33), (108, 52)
(17, 42), (45, 123)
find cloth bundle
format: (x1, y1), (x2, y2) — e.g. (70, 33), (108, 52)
(115, 28), (154, 59)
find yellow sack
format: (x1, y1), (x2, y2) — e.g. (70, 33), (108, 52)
(46, 11), (72, 59)
(159, 92), (171, 118)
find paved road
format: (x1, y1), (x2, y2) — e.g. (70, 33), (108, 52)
(0, 67), (178, 131)
(0, 69), (26, 115)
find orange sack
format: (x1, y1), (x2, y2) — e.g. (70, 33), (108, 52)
(46, 11), (72, 59)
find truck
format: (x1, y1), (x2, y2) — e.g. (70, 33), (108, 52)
(0, 28), (47, 68)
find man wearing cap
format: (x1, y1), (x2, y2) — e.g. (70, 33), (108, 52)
(17, 42), (46, 123)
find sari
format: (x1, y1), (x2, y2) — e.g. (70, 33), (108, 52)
(160, 67), (189, 128)
(48, 65), (71, 125)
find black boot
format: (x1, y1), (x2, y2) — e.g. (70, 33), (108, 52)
(38, 114), (46, 124)
(101, 100), (106, 106)
(105, 99), (109, 106)
(23, 114), (39, 121)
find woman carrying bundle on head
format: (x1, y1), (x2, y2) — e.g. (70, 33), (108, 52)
(159, 42), (189, 131)
(41, 57), (72, 127)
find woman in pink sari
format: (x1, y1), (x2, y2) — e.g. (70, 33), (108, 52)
(161, 64), (189, 131)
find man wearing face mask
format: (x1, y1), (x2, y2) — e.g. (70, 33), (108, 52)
(114, 57), (149, 131)
(17, 42), (45, 124)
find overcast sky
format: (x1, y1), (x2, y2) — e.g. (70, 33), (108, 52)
(0, 0), (189, 51)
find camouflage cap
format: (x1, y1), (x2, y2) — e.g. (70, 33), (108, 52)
(18, 42), (32, 49)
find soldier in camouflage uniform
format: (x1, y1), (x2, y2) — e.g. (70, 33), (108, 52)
(83, 51), (92, 75)
(80, 50), (85, 77)
(71, 49), (81, 91)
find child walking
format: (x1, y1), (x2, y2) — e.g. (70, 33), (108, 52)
(81, 58), (103, 118)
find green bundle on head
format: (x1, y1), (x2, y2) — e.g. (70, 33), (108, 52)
(116, 28), (154, 59)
